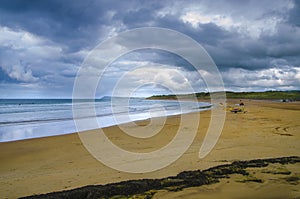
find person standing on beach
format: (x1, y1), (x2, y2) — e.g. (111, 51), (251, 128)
(239, 100), (244, 106)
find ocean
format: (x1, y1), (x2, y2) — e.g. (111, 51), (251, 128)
(0, 98), (211, 142)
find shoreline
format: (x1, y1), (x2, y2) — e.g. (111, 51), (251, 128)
(0, 99), (211, 143)
(2, 98), (298, 145)
(0, 99), (299, 198)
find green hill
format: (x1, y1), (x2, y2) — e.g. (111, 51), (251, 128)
(147, 91), (300, 101)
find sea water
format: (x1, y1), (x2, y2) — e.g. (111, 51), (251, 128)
(0, 98), (211, 142)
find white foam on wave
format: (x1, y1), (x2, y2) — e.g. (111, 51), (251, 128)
(0, 98), (211, 142)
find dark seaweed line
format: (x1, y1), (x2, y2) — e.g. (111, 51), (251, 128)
(20, 156), (300, 199)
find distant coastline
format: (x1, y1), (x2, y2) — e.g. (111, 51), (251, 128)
(147, 90), (300, 101)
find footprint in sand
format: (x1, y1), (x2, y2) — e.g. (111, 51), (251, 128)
(274, 126), (293, 136)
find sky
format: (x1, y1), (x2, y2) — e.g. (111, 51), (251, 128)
(0, 0), (299, 98)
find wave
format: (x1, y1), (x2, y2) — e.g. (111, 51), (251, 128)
(0, 98), (211, 142)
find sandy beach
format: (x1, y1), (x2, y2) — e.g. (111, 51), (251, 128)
(0, 99), (300, 198)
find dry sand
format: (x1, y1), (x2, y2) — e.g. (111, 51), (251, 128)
(0, 100), (299, 198)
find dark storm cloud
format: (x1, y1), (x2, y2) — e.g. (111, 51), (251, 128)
(112, 49), (196, 71)
(147, 0), (300, 72)
(288, 0), (300, 26)
(0, 0), (299, 97)
(0, 0), (118, 51)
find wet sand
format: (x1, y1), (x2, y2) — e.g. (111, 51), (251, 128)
(0, 100), (299, 198)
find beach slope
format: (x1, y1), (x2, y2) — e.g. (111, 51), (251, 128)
(0, 100), (299, 198)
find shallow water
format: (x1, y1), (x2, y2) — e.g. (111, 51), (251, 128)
(0, 98), (211, 142)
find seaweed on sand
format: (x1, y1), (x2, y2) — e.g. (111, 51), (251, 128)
(20, 156), (300, 199)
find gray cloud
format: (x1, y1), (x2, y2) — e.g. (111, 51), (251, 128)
(0, 0), (299, 97)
